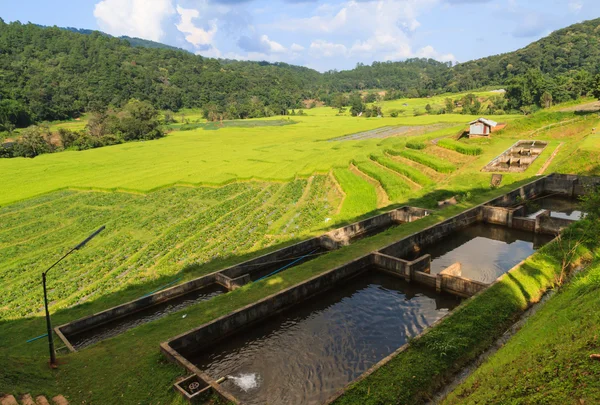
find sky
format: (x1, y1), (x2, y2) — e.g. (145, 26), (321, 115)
(1, 0), (599, 72)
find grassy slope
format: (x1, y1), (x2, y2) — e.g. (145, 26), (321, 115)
(442, 262), (600, 405)
(1, 105), (600, 403)
(0, 178), (545, 403)
(0, 111), (511, 206)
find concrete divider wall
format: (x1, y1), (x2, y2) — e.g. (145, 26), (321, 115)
(538, 215), (577, 235)
(372, 253), (409, 280)
(412, 270), (436, 289)
(482, 206), (514, 226)
(512, 217), (535, 232)
(324, 206), (432, 248)
(57, 273), (218, 338)
(439, 274), (489, 297)
(487, 177), (546, 208)
(221, 238), (324, 279)
(378, 206), (483, 260)
(164, 254), (375, 357)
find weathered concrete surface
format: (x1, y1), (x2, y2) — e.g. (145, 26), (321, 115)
(538, 215), (577, 235)
(435, 263), (489, 297)
(512, 217), (535, 232)
(0, 395), (17, 405)
(324, 206), (431, 248)
(378, 206), (482, 260)
(373, 252), (409, 280)
(56, 272), (219, 347)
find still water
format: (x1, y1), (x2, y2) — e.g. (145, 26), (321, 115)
(187, 270), (460, 404)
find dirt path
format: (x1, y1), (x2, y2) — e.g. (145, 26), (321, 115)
(537, 142), (563, 175)
(350, 164), (391, 208)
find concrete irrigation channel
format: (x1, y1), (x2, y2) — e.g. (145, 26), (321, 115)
(160, 173), (599, 404)
(55, 207), (432, 351)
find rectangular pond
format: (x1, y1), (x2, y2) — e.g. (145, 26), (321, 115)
(403, 223), (554, 284)
(525, 195), (585, 221)
(181, 269), (460, 405)
(64, 283), (227, 350)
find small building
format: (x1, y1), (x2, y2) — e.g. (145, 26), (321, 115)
(469, 118), (498, 136)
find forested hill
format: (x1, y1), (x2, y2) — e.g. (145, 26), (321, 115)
(449, 17), (600, 90)
(0, 20), (321, 125)
(1, 17), (600, 127)
(62, 26), (187, 52)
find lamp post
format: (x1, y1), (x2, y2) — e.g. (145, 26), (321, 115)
(42, 225), (105, 368)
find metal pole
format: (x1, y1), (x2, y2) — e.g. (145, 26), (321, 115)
(43, 272), (56, 367)
(41, 225), (105, 369)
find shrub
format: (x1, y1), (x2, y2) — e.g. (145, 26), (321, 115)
(437, 139), (483, 156)
(406, 139), (426, 150)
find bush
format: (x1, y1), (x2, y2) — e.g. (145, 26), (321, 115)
(437, 138), (483, 156)
(388, 148), (457, 173)
(406, 140), (426, 150)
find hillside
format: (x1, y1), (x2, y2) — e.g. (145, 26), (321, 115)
(1, 17), (600, 128)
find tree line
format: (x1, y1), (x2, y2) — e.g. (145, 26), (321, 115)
(1, 17), (600, 131)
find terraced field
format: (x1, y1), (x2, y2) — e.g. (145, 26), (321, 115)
(0, 176), (339, 320)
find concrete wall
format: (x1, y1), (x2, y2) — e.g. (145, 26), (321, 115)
(324, 206), (431, 248)
(221, 238), (324, 280)
(482, 206), (515, 226)
(434, 263), (489, 297)
(57, 273), (219, 341)
(163, 254), (375, 357)
(512, 217), (535, 232)
(378, 206), (483, 259)
(538, 215), (578, 235)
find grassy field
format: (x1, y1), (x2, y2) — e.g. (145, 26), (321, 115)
(442, 261), (600, 404)
(1, 99), (600, 404)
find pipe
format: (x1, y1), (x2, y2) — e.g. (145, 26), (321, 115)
(26, 333), (48, 343)
(215, 376), (227, 384)
(254, 248), (320, 282)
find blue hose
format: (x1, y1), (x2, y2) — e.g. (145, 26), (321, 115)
(141, 277), (183, 298)
(255, 249), (319, 282)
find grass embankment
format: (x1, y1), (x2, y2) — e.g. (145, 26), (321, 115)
(334, 225), (596, 405)
(0, 179), (542, 403)
(370, 154), (434, 187)
(442, 262), (600, 404)
(332, 167), (378, 220)
(437, 139), (483, 156)
(352, 159), (411, 200)
(388, 148), (457, 173)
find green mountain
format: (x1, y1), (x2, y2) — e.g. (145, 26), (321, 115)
(1, 17), (599, 127)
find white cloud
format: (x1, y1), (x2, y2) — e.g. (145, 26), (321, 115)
(176, 5), (218, 48)
(568, 0), (583, 13)
(310, 40), (348, 57)
(261, 35), (287, 53)
(290, 43), (305, 52)
(94, 0), (175, 41)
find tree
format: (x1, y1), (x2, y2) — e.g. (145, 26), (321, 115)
(349, 94), (364, 116)
(425, 103), (432, 114)
(444, 98), (454, 113)
(541, 91), (553, 108)
(13, 126), (52, 158)
(592, 74), (600, 100)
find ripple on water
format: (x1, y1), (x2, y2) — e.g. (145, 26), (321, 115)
(187, 270), (461, 405)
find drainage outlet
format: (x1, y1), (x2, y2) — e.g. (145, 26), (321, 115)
(174, 374), (212, 403)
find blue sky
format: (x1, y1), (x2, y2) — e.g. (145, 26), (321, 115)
(1, 0), (598, 71)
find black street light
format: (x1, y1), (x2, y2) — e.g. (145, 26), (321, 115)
(42, 225), (105, 368)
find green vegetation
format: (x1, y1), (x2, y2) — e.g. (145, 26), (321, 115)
(335, 214), (598, 404)
(0, 178), (336, 319)
(332, 167), (378, 220)
(370, 154), (433, 187)
(405, 139), (426, 149)
(352, 159), (411, 201)
(437, 139), (483, 156)
(4, 17), (600, 131)
(442, 261), (600, 404)
(389, 148), (457, 173)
